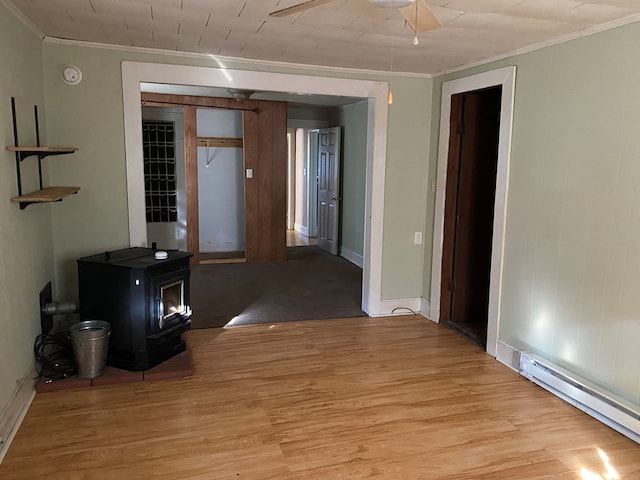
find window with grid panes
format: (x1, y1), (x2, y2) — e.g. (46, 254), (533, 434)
(142, 120), (178, 223)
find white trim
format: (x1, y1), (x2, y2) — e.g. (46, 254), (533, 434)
(45, 37), (431, 79)
(495, 340), (520, 372)
(122, 62), (388, 316)
(419, 297), (431, 320)
(293, 223), (309, 237)
(430, 66), (516, 358)
(372, 298), (421, 317)
(0, 364), (37, 464)
(435, 13), (640, 76)
(519, 352), (640, 443)
(340, 247), (363, 268)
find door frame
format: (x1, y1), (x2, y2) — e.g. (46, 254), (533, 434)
(122, 62), (389, 316)
(430, 66), (516, 356)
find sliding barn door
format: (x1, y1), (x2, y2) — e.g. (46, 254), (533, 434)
(243, 103), (288, 262)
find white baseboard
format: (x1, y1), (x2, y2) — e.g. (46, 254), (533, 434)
(495, 340), (520, 372)
(419, 297), (432, 320)
(294, 223), (309, 237)
(0, 363), (37, 464)
(340, 247), (363, 268)
(371, 298), (422, 317)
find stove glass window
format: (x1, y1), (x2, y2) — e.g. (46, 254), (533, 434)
(160, 280), (185, 324)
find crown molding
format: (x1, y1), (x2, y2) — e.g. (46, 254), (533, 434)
(9, 1), (640, 81)
(435, 12), (640, 77)
(0, 0), (44, 39)
(42, 37), (433, 79)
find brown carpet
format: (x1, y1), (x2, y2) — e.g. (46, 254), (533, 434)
(189, 246), (365, 329)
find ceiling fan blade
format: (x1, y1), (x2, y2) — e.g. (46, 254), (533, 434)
(398, 0), (441, 33)
(269, 0), (337, 17)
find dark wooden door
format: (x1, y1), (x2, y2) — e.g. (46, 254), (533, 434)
(440, 87), (501, 347)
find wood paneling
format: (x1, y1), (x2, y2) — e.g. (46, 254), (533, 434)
(243, 110), (260, 263)
(141, 93), (263, 112)
(1, 316), (638, 479)
(184, 106), (199, 265)
(270, 102), (288, 261)
(243, 101), (287, 263)
(142, 92), (287, 263)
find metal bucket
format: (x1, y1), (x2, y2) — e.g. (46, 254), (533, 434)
(70, 320), (111, 379)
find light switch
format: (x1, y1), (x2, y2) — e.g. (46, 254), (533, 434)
(414, 232), (423, 245)
(246, 168), (253, 179)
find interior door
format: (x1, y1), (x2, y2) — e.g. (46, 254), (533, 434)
(317, 127), (341, 255)
(440, 87), (501, 347)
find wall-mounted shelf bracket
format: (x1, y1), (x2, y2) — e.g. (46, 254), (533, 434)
(7, 97), (79, 210)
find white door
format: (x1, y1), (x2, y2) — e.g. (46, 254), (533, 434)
(317, 127), (341, 255)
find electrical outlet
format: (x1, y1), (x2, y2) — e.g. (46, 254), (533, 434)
(414, 232), (423, 245)
(246, 168), (253, 179)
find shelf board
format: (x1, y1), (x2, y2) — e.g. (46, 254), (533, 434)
(7, 146), (78, 153)
(196, 137), (243, 148)
(7, 146), (79, 162)
(11, 186), (80, 209)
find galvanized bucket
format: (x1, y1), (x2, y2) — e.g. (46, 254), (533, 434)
(70, 320), (111, 379)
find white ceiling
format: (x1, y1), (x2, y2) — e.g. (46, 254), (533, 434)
(6, 0), (640, 75)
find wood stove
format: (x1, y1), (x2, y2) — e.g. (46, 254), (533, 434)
(78, 247), (192, 371)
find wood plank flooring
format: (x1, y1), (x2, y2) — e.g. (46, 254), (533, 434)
(1, 316), (638, 479)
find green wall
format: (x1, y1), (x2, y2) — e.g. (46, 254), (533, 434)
(428, 22), (640, 405)
(41, 41), (433, 302)
(383, 76), (432, 299)
(328, 100), (368, 261)
(0, 4), (52, 411)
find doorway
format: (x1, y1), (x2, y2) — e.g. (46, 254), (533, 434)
(123, 63), (391, 315)
(440, 87), (501, 348)
(317, 127), (341, 255)
(197, 108), (246, 263)
(289, 126), (342, 254)
(430, 66), (516, 357)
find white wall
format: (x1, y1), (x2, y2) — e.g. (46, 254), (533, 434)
(329, 100), (369, 265)
(294, 128), (309, 235)
(197, 108), (245, 253)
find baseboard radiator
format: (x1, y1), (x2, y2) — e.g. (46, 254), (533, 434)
(519, 352), (640, 444)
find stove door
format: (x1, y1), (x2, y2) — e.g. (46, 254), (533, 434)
(151, 269), (191, 334)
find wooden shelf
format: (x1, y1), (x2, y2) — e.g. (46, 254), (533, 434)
(8, 98), (81, 210)
(196, 137), (243, 148)
(11, 186), (80, 208)
(7, 146), (79, 162)
(7, 146), (78, 153)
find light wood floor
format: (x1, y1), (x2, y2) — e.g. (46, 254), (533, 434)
(287, 229), (317, 247)
(1, 316), (638, 479)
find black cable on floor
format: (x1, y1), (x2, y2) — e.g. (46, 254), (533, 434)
(33, 332), (76, 382)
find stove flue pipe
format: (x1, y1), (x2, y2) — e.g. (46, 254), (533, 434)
(42, 301), (78, 315)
